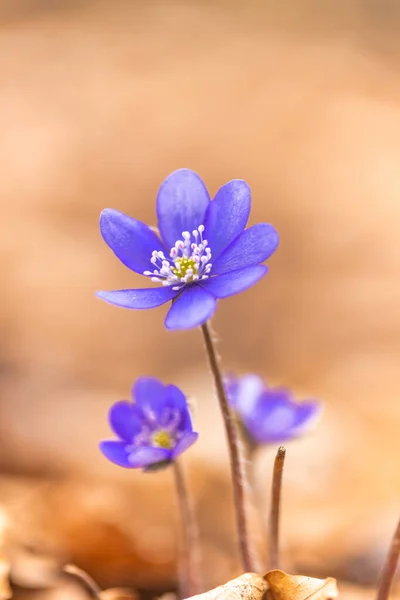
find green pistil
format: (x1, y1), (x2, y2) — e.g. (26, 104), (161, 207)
(152, 430), (173, 449)
(171, 257), (197, 279)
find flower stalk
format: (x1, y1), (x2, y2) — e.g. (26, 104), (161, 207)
(201, 322), (254, 573)
(173, 460), (201, 598)
(269, 446), (286, 570)
(376, 515), (400, 600)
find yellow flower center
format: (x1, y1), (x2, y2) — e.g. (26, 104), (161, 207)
(151, 430), (174, 449)
(171, 257), (198, 281)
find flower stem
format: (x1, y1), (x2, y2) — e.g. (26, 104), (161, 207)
(201, 322), (254, 573)
(173, 460), (201, 598)
(376, 515), (400, 600)
(269, 446), (286, 570)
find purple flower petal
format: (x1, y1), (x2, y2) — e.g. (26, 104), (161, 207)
(226, 374), (321, 446)
(200, 265), (267, 299)
(291, 401), (322, 432)
(164, 285), (217, 330)
(156, 169), (210, 249)
(245, 390), (302, 443)
(223, 374), (240, 409)
(99, 441), (132, 468)
(109, 401), (143, 442)
(164, 384), (193, 432)
(100, 209), (165, 274)
(132, 377), (167, 420)
(127, 446), (171, 468)
(96, 286), (179, 309)
(204, 180), (250, 260)
(212, 223), (279, 275)
(232, 374), (264, 418)
(172, 431), (199, 459)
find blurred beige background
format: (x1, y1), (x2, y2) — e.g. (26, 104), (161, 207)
(0, 0), (399, 597)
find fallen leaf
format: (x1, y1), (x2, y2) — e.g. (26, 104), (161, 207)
(10, 545), (61, 589)
(184, 573), (268, 600)
(99, 588), (138, 600)
(156, 594), (177, 600)
(265, 570), (338, 600)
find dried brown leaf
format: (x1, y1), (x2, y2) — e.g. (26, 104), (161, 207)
(265, 570), (338, 600)
(156, 594), (177, 600)
(184, 573), (268, 600)
(99, 588), (138, 600)
(11, 546), (61, 589)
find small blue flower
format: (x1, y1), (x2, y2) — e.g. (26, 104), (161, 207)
(96, 169), (279, 330)
(100, 377), (198, 469)
(225, 374), (321, 445)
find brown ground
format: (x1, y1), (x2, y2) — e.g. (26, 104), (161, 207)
(0, 0), (400, 598)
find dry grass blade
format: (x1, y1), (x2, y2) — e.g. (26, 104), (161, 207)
(0, 552), (11, 600)
(269, 446), (286, 570)
(376, 516), (400, 600)
(64, 564), (102, 598)
(0, 508), (11, 599)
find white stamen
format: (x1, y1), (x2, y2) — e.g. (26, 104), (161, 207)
(143, 225), (213, 287)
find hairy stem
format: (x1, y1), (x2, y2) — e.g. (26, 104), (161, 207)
(376, 516), (400, 600)
(201, 322), (254, 572)
(269, 446), (286, 570)
(173, 460), (201, 598)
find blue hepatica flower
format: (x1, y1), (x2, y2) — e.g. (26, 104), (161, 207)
(100, 377), (198, 469)
(97, 169), (279, 330)
(225, 374), (321, 445)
